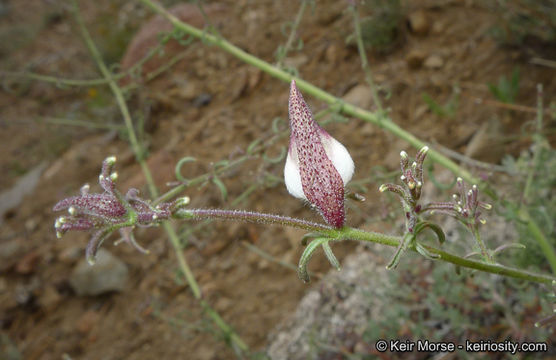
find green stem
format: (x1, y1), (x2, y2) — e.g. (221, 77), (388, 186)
(73, 3), (248, 353)
(137, 0), (556, 275)
(472, 226), (494, 264)
(173, 208), (554, 285)
(349, 4), (383, 113)
(175, 208), (332, 232)
(336, 227), (555, 285)
(276, 0), (308, 68)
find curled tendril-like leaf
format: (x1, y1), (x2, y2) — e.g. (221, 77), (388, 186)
(300, 232), (325, 246)
(414, 221), (446, 245)
(212, 176), (228, 201)
(298, 238), (328, 283)
(247, 138), (262, 154)
(492, 243), (526, 256)
(175, 157), (197, 182)
(386, 232), (412, 270)
(322, 242), (340, 271)
(212, 160), (230, 170)
(272, 117), (285, 134)
(263, 146), (286, 164)
(415, 243), (440, 260)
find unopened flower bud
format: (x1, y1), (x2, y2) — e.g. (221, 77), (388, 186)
(284, 80), (354, 228)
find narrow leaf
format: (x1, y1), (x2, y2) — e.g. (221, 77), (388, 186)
(415, 243), (440, 260)
(212, 177), (228, 201)
(298, 238), (328, 283)
(322, 242), (340, 271)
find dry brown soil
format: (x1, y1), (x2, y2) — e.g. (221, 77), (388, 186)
(1, 0), (555, 359)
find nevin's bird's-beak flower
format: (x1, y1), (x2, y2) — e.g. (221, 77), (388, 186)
(284, 80), (354, 228)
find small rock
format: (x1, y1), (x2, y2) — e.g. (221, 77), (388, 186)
(76, 310), (100, 334)
(0, 239), (23, 272)
(0, 162), (47, 225)
(58, 246), (83, 264)
(407, 10), (430, 35)
(39, 285), (62, 311)
(69, 249), (128, 296)
(324, 44), (341, 65)
(424, 55), (444, 69)
(405, 49), (426, 70)
(15, 251), (41, 275)
(215, 297), (233, 312)
(342, 84), (374, 110)
(192, 93), (212, 108)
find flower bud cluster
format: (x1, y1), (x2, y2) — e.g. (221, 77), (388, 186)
(53, 156), (180, 264)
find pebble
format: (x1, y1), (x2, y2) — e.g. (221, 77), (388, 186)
(39, 285), (62, 311)
(76, 310), (101, 334)
(405, 49), (426, 70)
(342, 84), (374, 110)
(424, 55), (444, 69)
(15, 251), (41, 275)
(407, 10), (430, 35)
(69, 249), (128, 296)
(0, 239), (23, 272)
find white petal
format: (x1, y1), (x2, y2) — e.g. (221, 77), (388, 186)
(284, 147), (306, 200)
(322, 135), (354, 185)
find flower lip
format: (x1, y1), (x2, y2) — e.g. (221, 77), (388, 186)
(284, 80), (354, 228)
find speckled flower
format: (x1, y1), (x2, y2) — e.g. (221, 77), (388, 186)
(284, 80), (354, 228)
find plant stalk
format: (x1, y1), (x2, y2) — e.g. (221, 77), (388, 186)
(173, 208), (555, 285)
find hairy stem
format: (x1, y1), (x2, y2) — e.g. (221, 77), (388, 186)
(336, 227), (555, 285)
(173, 208), (555, 285)
(472, 226), (494, 264)
(175, 208), (332, 232)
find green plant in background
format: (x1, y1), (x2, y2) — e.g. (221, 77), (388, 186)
(489, 0), (556, 49)
(347, 0), (403, 54)
(501, 135), (556, 270)
(488, 67), (520, 103)
(422, 86), (460, 118)
(362, 261), (554, 359)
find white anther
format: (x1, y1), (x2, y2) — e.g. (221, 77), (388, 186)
(68, 206), (76, 215)
(110, 172), (118, 181)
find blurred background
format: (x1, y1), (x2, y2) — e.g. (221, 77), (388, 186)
(1, 0), (555, 359)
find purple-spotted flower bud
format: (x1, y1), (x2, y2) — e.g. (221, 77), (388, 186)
(284, 80), (354, 228)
